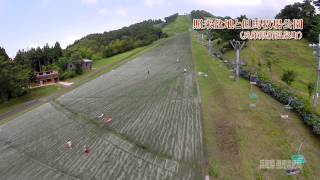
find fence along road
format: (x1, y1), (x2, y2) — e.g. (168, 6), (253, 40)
(0, 33), (204, 180)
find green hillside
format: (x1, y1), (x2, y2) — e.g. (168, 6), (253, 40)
(163, 15), (191, 36)
(192, 33), (320, 180)
(223, 40), (320, 113)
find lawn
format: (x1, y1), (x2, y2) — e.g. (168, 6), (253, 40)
(191, 33), (320, 179)
(163, 15), (191, 36)
(223, 40), (320, 113)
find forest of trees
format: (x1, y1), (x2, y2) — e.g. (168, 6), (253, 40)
(66, 19), (166, 60)
(14, 42), (63, 73)
(190, 10), (213, 19)
(276, 0), (320, 42)
(0, 47), (30, 102)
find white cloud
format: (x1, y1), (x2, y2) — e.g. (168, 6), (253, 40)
(116, 8), (128, 17)
(98, 8), (110, 16)
(81, 0), (97, 5)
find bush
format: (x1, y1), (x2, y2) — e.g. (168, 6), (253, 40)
(60, 70), (76, 80)
(281, 70), (297, 86)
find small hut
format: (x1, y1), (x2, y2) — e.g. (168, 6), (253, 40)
(67, 59), (93, 71)
(35, 70), (59, 86)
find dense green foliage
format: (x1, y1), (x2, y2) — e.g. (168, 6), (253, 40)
(0, 47), (10, 60)
(66, 19), (166, 59)
(190, 10), (213, 19)
(281, 70), (297, 86)
(276, 0), (320, 42)
(14, 42), (62, 72)
(0, 47), (30, 102)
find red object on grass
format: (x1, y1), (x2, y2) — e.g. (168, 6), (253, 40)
(84, 147), (91, 156)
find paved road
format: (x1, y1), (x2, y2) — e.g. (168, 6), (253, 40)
(0, 33), (204, 180)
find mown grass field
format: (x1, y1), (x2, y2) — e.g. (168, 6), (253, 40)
(191, 33), (320, 180)
(223, 40), (320, 113)
(163, 15), (191, 36)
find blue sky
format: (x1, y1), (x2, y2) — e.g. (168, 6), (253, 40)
(0, 0), (302, 57)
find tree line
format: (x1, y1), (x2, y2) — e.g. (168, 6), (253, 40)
(66, 19), (167, 60)
(276, 0), (319, 42)
(14, 42), (63, 72)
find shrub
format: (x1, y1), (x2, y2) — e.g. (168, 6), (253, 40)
(60, 70), (76, 80)
(281, 70), (297, 86)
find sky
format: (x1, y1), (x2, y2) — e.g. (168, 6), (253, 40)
(0, 0), (303, 57)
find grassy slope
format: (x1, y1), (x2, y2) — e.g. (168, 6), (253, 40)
(223, 40), (320, 113)
(191, 33), (320, 179)
(0, 39), (165, 118)
(163, 15), (191, 36)
(0, 85), (61, 115)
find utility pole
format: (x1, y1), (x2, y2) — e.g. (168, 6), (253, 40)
(230, 39), (245, 81)
(208, 39), (212, 55)
(201, 34), (204, 45)
(309, 34), (320, 109)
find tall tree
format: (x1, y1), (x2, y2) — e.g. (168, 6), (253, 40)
(0, 47), (9, 60)
(0, 48), (30, 102)
(277, 0), (317, 42)
(53, 42), (62, 59)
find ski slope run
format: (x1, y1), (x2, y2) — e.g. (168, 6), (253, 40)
(0, 33), (204, 180)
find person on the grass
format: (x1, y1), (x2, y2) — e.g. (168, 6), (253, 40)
(66, 140), (72, 149)
(84, 146), (91, 156)
(183, 68), (187, 73)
